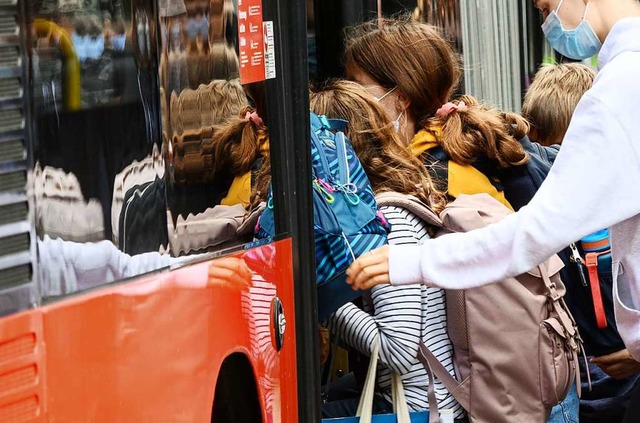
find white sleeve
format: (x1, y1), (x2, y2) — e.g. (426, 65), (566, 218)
(38, 236), (178, 294)
(389, 94), (640, 288)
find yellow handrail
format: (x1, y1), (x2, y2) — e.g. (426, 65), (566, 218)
(33, 19), (81, 111)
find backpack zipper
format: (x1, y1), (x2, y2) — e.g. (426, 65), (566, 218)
(335, 131), (350, 185)
(569, 243), (589, 287)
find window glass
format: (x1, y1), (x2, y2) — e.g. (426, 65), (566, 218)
(28, 0), (269, 299)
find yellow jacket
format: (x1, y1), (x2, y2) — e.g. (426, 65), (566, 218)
(220, 137), (269, 207)
(410, 128), (513, 211)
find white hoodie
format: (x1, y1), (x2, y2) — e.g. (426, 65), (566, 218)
(389, 18), (640, 360)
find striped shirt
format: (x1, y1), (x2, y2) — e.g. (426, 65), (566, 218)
(328, 205), (465, 418)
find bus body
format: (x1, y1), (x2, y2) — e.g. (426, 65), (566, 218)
(0, 240), (298, 422)
(0, 0), (317, 421)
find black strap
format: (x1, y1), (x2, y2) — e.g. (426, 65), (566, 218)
(321, 331), (341, 403)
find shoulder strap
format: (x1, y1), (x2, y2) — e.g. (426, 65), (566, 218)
(375, 192), (443, 229)
(418, 342), (470, 415)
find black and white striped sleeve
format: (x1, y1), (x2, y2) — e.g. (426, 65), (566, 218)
(327, 206), (425, 375)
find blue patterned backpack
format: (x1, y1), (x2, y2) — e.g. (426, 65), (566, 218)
(256, 112), (390, 320)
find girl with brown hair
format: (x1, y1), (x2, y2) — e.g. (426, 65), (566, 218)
(344, 17), (530, 210)
(309, 80), (465, 421)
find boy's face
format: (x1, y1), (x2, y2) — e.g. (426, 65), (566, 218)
(532, 0), (589, 29)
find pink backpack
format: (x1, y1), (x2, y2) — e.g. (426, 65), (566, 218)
(376, 192), (585, 423)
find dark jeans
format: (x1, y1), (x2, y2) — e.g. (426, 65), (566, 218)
(580, 360), (640, 423)
(623, 379), (640, 423)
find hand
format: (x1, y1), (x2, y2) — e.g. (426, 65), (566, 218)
(591, 349), (640, 380)
(346, 245), (391, 290)
(207, 257), (252, 291)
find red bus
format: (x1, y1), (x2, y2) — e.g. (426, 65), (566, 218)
(0, 1), (553, 421)
(0, 0), (322, 421)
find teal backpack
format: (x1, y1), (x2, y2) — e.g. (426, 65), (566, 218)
(256, 112), (390, 320)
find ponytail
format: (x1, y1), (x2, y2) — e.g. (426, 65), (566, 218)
(426, 95), (529, 168)
(212, 106), (267, 176)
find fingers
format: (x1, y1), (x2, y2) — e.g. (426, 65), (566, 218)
(346, 246), (390, 290)
(349, 262), (389, 290)
(348, 246), (389, 275)
(591, 349), (629, 365)
(359, 272), (391, 290)
(597, 363), (631, 380)
(593, 349), (640, 380)
(208, 257), (252, 290)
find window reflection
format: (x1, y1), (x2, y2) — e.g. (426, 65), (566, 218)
(28, 0), (271, 300)
(30, 1), (166, 298)
(160, 0), (268, 257)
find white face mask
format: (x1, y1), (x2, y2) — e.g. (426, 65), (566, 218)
(374, 87), (403, 132)
(392, 110), (404, 132)
(374, 86), (397, 102)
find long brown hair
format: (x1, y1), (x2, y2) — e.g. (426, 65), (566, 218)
(211, 106), (268, 176)
(345, 17), (528, 169)
(345, 18), (460, 128)
(430, 95), (529, 168)
(309, 80), (446, 213)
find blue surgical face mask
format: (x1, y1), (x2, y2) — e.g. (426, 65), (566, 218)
(542, 0), (602, 60)
(85, 36), (105, 60)
(111, 34), (126, 51)
(72, 33), (87, 60)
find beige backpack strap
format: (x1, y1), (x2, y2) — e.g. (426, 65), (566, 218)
(417, 343), (442, 423)
(375, 192), (443, 228)
(418, 342), (470, 413)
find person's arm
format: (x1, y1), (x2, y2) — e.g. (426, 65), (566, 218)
(348, 93), (640, 290)
(328, 207), (425, 374)
(393, 94), (640, 288)
(591, 349), (640, 380)
(327, 284), (422, 375)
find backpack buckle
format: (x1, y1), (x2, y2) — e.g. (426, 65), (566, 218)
(318, 115), (331, 130)
(547, 282), (561, 301)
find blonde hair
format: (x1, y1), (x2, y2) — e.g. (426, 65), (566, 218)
(346, 18), (528, 169)
(309, 80), (446, 213)
(523, 63), (595, 146)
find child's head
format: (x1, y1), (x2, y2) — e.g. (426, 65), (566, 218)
(345, 18), (528, 171)
(523, 63), (595, 145)
(344, 18), (461, 135)
(309, 79), (446, 213)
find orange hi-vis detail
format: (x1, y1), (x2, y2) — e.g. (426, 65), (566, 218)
(582, 238), (611, 252)
(585, 249), (611, 329)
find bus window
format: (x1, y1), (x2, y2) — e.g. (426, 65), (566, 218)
(159, 0), (270, 257)
(27, 0), (266, 301)
(28, 1), (166, 298)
